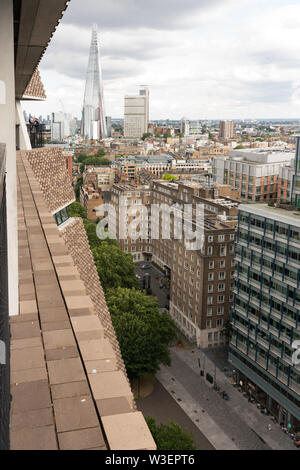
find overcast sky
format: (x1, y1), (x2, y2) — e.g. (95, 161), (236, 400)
(23, 0), (300, 120)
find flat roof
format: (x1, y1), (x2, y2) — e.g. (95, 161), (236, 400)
(239, 203), (300, 227)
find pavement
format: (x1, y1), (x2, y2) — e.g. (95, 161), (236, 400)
(135, 261), (170, 309)
(136, 380), (214, 451)
(156, 347), (297, 450)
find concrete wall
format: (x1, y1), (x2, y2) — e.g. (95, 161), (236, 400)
(0, 0), (18, 316)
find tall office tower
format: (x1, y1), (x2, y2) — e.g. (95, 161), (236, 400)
(81, 24), (107, 141)
(219, 120), (234, 139)
(231, 142), (300, 432)
(231, 203), (300, 431)
(51, 111), (72, 141)
(124, 87), (149, 138)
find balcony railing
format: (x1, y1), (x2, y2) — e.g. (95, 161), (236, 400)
(0, 143), (9, 450)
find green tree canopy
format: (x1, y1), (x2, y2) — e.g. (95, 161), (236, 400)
(162, 173), (178, 181)
(83, 221), (118, 250)
(76, 153), (88, 163)
(80, 156), (111, 173)
(97, 148), (106, 157)
(92, 243), (138, 292)
(234, 144), (245, 150)
(146, 417), (196, 450)
(106, 288), (176, 378)
(68, 201), (87, 219)
(142, 132), (153, 140)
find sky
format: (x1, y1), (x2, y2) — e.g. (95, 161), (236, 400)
(23, 0), (300, 120)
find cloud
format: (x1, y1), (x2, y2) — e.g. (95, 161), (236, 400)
(62, 0), (236, 31)
(23, 0), (300, 119)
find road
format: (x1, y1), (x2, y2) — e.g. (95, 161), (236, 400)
(136, 380), (214, 450)
(156, 347), (296, 450)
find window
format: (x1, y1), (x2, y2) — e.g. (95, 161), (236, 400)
(207, 246), (213, 255)
(217, 295), (224, 303)
(218, 235), (225, 242)
(230, 234), (235, 241)
(220, 260), (225, 268)
(209, 261), (214, 269)
(217, 319), (223, 327)
(206, 320), (212, 328)
(218, 283), (225, 292)
(208, 285), (213, 293)
(219, 272), (225, 280)
(220, 246), (227, 256)
(207, 296), (213, 305)
(54, 207), (69, 226)
(208, 236), (214, 243)
(207, 308), (213, 316)
(217, 306), (224, 315)
(208, 273), (214, 281)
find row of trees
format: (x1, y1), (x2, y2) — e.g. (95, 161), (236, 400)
(76, 148), (111, 173)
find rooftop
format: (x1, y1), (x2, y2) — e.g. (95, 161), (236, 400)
(239, 203), (300, 227)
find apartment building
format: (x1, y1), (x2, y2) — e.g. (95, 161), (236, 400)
(219, 120), (234, 140)
(110, 178), (238, 347)
(231, 203), (300, 432)
(213, 148), (294, 203)
(151, 181), (238, 348)
(83, 166), (116, 192)
(80, 184), (104, 222)
(110, 184), (153, 262)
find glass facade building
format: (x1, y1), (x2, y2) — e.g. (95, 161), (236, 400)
(230, 204), (300, 431)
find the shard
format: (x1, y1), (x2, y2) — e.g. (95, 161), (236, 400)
(81, 24), (107, 140)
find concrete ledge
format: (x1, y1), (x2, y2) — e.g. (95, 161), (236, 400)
(102, 412), (156, 450)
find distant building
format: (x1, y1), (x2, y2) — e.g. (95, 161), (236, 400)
(213, 148), (294, 203)
(83, 166), (116, 192)
(124, 87), (149, 138)
(81, 25), (107, 140)
(219, 120), (234, 139)
(51, 112), (72, 141)
(181, 118), (202, 137)
(80, 184), (104, 221)
(106, 116), (112, 137)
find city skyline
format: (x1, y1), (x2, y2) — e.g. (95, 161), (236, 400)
(21, 0), (300, 120)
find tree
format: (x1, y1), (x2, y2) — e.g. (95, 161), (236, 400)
(92, 242), (138, 292)
(142, 132), (153, 140)
(106, 288), (176, 379)
(234, 144), (245, 150)
(162, 173), (178, 181)
(68, 201), (87, 219)
(145, 417), (196, 450)
(76, 153), (88, 163)
(222, 319), (233, 342)
(83, 221), (118, 250)
(97, 148), (106, 157)
(80, 156), (111, 173)
(73, 176), (83, 200)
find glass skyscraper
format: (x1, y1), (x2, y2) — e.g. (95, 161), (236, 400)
(81, 24), (107, 141)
